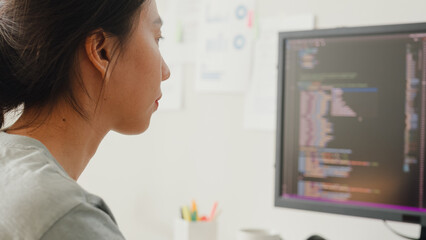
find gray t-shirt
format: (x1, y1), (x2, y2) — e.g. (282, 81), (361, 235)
(0, 132), (125, 240)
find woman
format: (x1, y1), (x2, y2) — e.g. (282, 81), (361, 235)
(0, 0), (170, 239)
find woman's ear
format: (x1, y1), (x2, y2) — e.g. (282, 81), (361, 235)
(85, 30), (113, 80)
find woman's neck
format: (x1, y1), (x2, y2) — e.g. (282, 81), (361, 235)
(6, 105), (109, 180)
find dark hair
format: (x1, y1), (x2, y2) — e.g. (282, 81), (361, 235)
(0, 0), (147, 128)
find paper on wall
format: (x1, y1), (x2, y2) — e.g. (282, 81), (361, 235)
(161, 0), (202, 64)
(159, 24), (185, 111)
(196, 0), (256, 93)
(243, 14), (315, 131)
(158, 0), (203, 111)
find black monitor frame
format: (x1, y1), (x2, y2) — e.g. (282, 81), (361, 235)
(274, 22), (426, 237)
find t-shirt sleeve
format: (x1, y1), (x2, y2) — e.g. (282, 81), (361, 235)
(40, 203), (125, 240)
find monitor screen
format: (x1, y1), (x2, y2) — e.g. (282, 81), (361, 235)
(275, 23), (426, 226)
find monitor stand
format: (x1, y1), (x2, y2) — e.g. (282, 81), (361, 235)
(306, 235), (326, 240)
(421, 226), (426, 240)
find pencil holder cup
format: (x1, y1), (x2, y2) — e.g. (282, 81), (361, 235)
(173, 218), (217, 240)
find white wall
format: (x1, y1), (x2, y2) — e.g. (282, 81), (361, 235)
(79, 0), (426, 239)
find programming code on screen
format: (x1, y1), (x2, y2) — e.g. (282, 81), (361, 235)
(281, 33), (426, 210)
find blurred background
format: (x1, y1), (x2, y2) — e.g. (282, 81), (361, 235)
(78, 0), (426, 239)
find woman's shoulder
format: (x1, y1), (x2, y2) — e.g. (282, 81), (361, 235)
(0, 131), (80, 196)
(0, 132), (90, 239)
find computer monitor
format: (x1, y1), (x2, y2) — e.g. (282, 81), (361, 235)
(275, 22), (426, 239)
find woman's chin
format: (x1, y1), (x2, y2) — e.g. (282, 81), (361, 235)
(112, 119), (151, 135)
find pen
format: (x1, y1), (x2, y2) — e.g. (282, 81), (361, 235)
(182, 206), (191, 221)
(208, 202), (218, 221)
(191, 200), (198, 221)
(212, 209), (222, 221)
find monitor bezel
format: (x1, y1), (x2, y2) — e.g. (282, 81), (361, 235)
(275, 22), (426, 225)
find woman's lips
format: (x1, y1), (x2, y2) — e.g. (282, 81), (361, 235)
(154, 94), (162, 110)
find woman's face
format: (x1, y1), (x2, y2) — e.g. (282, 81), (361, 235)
(103, 0), (170, 134)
